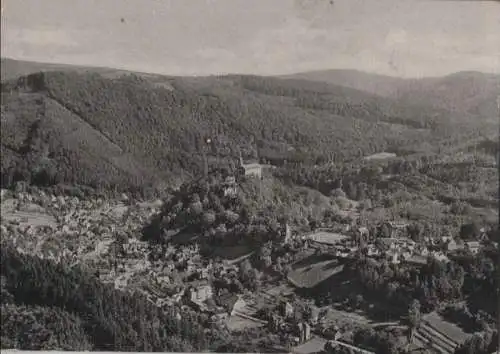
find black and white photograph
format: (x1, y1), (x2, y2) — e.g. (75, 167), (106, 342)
(1, 1), (499, 353)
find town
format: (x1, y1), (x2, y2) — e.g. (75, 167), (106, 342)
(1, 177), (497, 354)
(1, 5), (499, 351)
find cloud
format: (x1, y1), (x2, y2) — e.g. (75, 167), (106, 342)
(2, 0), (499, 77)
(7, 28), (77, 47)
(385, 29), (408, 46)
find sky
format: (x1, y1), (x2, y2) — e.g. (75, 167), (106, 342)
(2, 0), (499, 78)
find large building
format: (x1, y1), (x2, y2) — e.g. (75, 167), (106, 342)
(239, 151), (263, 178)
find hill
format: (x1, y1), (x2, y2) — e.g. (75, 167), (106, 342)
(142, 171), (334, 254)
(283, 69), (407, 97)
(0, 243), (217, 351)
(1, 59), (496, 195)
(285, 69), (500, 120)
(1, 57), (135, 81)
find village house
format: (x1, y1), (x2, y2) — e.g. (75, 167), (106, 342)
(366, 245), (380, 257)
(400, 250), (412, 260)
(376, 238), (399, 252)
(384, 221), (409, 238)
(444, 238), (463, 252)
(465, 241), (481, 254)
(269, 313), (284, 332)
(386, 250), (401, 264)
(358, 226), (370, 238)
(415, 245), (430, 257)
(431, 251), (450, 263)
(297, 322), (312, 344)
(197, 267), (210, 279)
(214, 292), (239, 315)
(222, 176), (238, 197)
(309, 306), (320, 325)
(186, 259), (196, 273)
(280, 301), (294, 318)
(405, 255), (428, 267)
(186, 282), (214, 309)
(281, 222), (293, 244)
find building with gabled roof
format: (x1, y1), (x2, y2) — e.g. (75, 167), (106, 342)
(238, 149), (263, 178)
(465, 241), (481, 254)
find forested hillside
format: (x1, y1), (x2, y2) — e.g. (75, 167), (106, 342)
(0, 243), (226, 351)
(286, 69), (500, 120)
(1, 62), (496, 196)
(143, 171), (335, 254)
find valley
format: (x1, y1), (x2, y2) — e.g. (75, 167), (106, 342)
(0, 58), (498, 354)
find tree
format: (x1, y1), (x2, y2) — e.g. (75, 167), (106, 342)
(455, 333), (488, 354)
(459, 222), (481, 240)
(239, 260), (260, 291)
(257, 243), (273, 269)
(1, 276), (14, 304)
(355, 294), (364, 309)
(114, 232), (129, 256)
(223, 210), (239, 225)
(380, 223), (391, 238)
(189, 200), (203, 217)
(1, 304), (93, 351)
(202, 211), (216, 228)
(308, 217), (318, 231)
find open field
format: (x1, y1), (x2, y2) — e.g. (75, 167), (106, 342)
(413, 312), (471, 354)
(307, 231), (350, 245)
(211, 244), (253, 260)
(423, 312), (470, 345)
(288, 258), (344, 289)
(319, 306), (371, 327)
(292, 336), (327, 354)
(264, 283), (296, 298)
(226, 313), (266, 331)
(364, 152), (397, 160)
(1, 199), (57, 228)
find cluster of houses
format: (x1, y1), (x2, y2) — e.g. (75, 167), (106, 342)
(283, 220), (495, 268)
(266, 300), (314, 346)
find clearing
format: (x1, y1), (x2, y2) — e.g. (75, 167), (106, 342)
(306, 231), (350, 246)
(288, 254), (345, 289)
(364, 152), (397, 160)
(292, 336), (327, 354)
(1, 199), (57, 228)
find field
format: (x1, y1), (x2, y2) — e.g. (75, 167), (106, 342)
(288, 255), (344, 289)
(364, 152), (397, 160)
(225, 313), (266, 331)
(1, 199), (57, 228)
(319, 306), (371, 327)
(413, 312), (471, 354)
(211, 244), (253, 260)
(292, 336), (327, 354)
(307, 231), (350, 245)
(423, 312), (470, 345)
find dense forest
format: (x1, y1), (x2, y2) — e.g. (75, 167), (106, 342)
(1, 60), (498, 353)
(2, 68), (496, 196)
(142, 171), (334, 254)
(0, 243), (229, 351)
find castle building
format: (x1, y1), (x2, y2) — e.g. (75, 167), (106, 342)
(239, 151), (263, 178)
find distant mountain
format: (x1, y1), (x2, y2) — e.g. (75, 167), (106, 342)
(283, 69), (407, 97)
(1, 57), (134, 81)
(1, 59), (495, 195)
(285, 69), (500, 120)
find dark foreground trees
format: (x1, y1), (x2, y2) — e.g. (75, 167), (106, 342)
(0, 243), (218, 351)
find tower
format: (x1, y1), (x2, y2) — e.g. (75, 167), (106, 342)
(238, 148), (244, 168)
